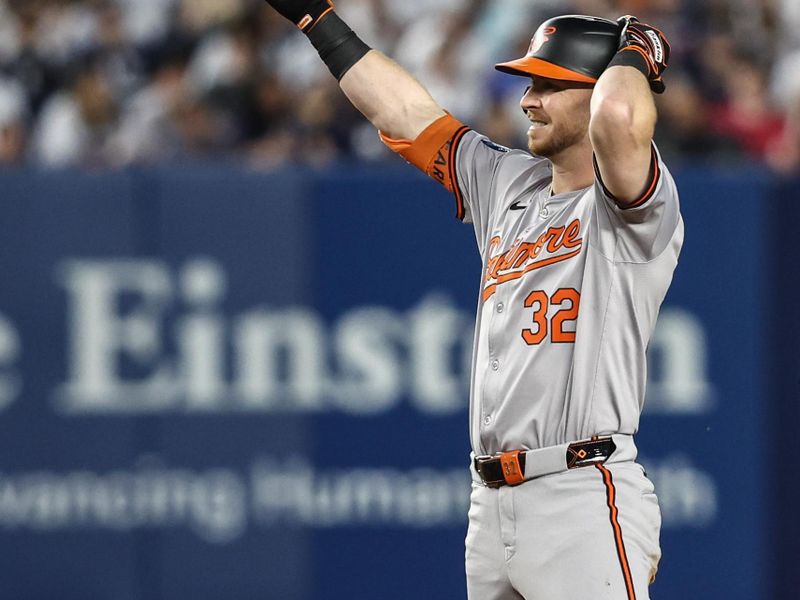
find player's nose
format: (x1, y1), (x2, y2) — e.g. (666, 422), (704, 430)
(520, 84), (542, 112)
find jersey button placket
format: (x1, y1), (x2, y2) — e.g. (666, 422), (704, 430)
(482, 290), (503, 445)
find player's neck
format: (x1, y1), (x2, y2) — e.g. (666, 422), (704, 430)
(548, 141), (594, 196)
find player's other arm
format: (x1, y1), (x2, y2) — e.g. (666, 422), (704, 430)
(588, 17), (670, 206)
(263, 0), (446, 141)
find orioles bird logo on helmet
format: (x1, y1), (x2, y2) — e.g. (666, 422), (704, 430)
(528, 26), (557, 54)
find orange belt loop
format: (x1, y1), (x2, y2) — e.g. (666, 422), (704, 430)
(499, 450), (525, 485)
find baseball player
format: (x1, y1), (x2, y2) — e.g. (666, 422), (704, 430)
(263, 2), (682, 599)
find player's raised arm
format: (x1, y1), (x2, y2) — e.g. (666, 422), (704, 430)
(589, 17), (670, 206)
(339, 52), (448, 141)
(263, 0), (446, 140)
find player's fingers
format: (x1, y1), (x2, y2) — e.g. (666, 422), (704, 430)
(627, 27), (654, 51)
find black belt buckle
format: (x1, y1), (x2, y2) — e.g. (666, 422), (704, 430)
(566, 437), (616, 469)
(474, 455), (504, 488)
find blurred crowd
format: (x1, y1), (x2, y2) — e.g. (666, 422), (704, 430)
(0, 0), (799, 172)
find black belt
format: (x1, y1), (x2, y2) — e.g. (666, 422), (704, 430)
(473, 437), (617, 488)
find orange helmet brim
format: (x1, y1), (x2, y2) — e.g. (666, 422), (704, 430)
(494, 57), (598, 83)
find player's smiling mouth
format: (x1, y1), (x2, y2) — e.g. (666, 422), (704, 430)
(526, 110), (550, 131)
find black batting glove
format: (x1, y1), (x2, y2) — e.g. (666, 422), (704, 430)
(265, 0), (335, 33)
(263, 0), (370, 80)
(613, 15), (671, 93)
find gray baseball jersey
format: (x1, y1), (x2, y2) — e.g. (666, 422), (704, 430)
(453, 131), (683, 456)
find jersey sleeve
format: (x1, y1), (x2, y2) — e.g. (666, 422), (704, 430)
(452, 131), (505, 226)
(591, 143), (682, 263)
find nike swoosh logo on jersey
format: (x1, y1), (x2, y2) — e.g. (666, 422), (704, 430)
(509, 200), (528, 211)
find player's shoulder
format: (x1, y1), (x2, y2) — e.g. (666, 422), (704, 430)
(494, 144), (551, 189)
(460, 131), (548, 174)
(455, 130), (552, 205)
(459, 130), (533, 160)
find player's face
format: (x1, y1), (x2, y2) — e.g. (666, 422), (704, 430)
(520, 77), (593, 158)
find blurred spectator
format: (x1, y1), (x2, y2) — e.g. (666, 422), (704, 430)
(3, 1), (55, 116)
(693, 31), (739, 101)
(91, 2), (144, 99)
(768, 103), (800, 173)
(170, 95), (235, 159)
(109, 53), (189, 165)
(771, 0), (800, 110)
(177, 0), (247, 35)
(0, 1), (20, 66)
(30, 60), (118, 168)
(394, 1), (491, 124)
(114, 0), (178, 51)
(653, 73), (738, 163)
(0, 78), (26, 165)
(708, 54), (787, 161)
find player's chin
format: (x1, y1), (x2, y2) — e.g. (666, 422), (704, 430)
(527, 132), (554, 157)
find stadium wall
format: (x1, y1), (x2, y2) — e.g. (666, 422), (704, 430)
(0, 164), (785, 599)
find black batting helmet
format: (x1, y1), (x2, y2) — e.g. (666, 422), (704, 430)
(495, 15), (622, 84)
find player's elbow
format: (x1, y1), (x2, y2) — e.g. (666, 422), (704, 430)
(374, 103), (447, 141)
(590, 96), (635, 143)
(590, 93), (654, 152)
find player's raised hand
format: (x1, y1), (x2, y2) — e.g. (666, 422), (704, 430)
(616, 16), (671, 93)
(262, 0), (370, 81)
(265, 0), (334, 33)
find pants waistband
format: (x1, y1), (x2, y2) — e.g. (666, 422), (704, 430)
(470, 434), (637, 488)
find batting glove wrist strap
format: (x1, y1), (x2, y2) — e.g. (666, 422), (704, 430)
(307, 12), (371, 80)
(607, 47), (654, 82)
